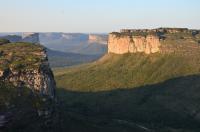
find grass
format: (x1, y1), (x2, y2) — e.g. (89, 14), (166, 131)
(0, 39), (10, 44)
(54, 52), (200, 92)
(0, 81), (58, 132)
(0, 42), (45, 71)
(2, 31), (200, 131)
(53, 50), (200, 131)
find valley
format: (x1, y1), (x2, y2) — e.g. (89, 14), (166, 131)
(1, 28), (200, 132)
(1, 0), (200, 131)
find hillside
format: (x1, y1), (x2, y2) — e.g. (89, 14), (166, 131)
(47, 49), (103, 68)
(52, 29), (200, 131)
(54, 53), (200, 91)
(54, 28), (200, 91)
(54, 53), (200, 131)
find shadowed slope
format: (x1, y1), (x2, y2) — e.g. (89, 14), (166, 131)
(56, 74), (200, 132)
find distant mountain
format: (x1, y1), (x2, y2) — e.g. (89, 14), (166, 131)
(88, 34), (108, 44)
(47, 49), (103, 68)
(0, 33), (39, 43)
(0, 32), (108, 55)
(22, 32), (40, 43)
(0, 32), (106, 67)
(0, 35), (22, 42)
(39, 33), (108, 55)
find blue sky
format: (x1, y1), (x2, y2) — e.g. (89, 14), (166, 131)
(0, 0), (199, 32)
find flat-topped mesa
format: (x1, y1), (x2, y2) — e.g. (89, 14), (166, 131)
(108, 33), (161, 54)
(108, 28), (200, 55)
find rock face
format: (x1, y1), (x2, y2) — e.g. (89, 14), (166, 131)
(108, 34), (161, 54)
(0, 42), (56, 98)
(22, 32), (40, 43)
(108, 28), (200, 55)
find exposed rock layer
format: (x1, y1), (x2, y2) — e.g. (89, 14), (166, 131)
(108, 28), (200, 55)
(0, 42), (56, 98)
(108, 34), (161, 54)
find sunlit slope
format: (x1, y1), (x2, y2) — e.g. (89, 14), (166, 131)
(54, 52), (200, 92)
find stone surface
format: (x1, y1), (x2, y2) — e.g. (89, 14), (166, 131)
(108, 34), (161, 54)
(0, 42), (56, 98)
(108, 28), (200, 55)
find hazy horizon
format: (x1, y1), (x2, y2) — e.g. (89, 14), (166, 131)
(0, 0), (200, 32)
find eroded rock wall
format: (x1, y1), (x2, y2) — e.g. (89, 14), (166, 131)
(108, 34), (161, 54)
(0, 42), (56, 98)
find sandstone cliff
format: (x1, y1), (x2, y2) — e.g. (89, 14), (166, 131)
(108, 33), (160, 54)
(108, 28), (200, 55)
(0, 41), (56, 98)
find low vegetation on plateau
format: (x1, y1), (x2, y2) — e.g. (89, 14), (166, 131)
(0, 42), (45, 71)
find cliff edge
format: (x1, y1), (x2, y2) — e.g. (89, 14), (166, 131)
(0, 40), (56, 98)
(108, 28), (200, 55)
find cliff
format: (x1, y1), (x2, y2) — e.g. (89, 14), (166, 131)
(0, 41), (56, 98)
(108, 34), (160, 54)
(108, 28), (200, 55)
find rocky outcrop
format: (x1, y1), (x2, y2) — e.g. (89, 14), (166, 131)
(108, 33), (161, 54)
(22, 32), (40, 43)
(108, 28), (200, 55)
(0, 42), (56, 98)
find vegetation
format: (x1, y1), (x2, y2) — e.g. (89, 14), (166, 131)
(0, 39), (10, 44)
(54, 53), (200, 92)
(47, 49), (103, 68)
(56, 74), (200, 132)
(0, 42), (44, 71)
(0, 81), (57, 132)
(52, 50), (200, 131)
(2, 30), (200, 131)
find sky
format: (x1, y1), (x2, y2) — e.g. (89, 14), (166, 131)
(0, 0), (200, 33)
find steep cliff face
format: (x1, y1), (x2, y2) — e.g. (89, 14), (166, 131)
(108, 34), (161, 54)
(0, 42), (56, 98)
(108, 28), (200, 55)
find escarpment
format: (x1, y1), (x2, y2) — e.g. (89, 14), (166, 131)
(0, 41), (56, 98)
(108, 28), (200, 55)
(108, 34), (161, 54)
